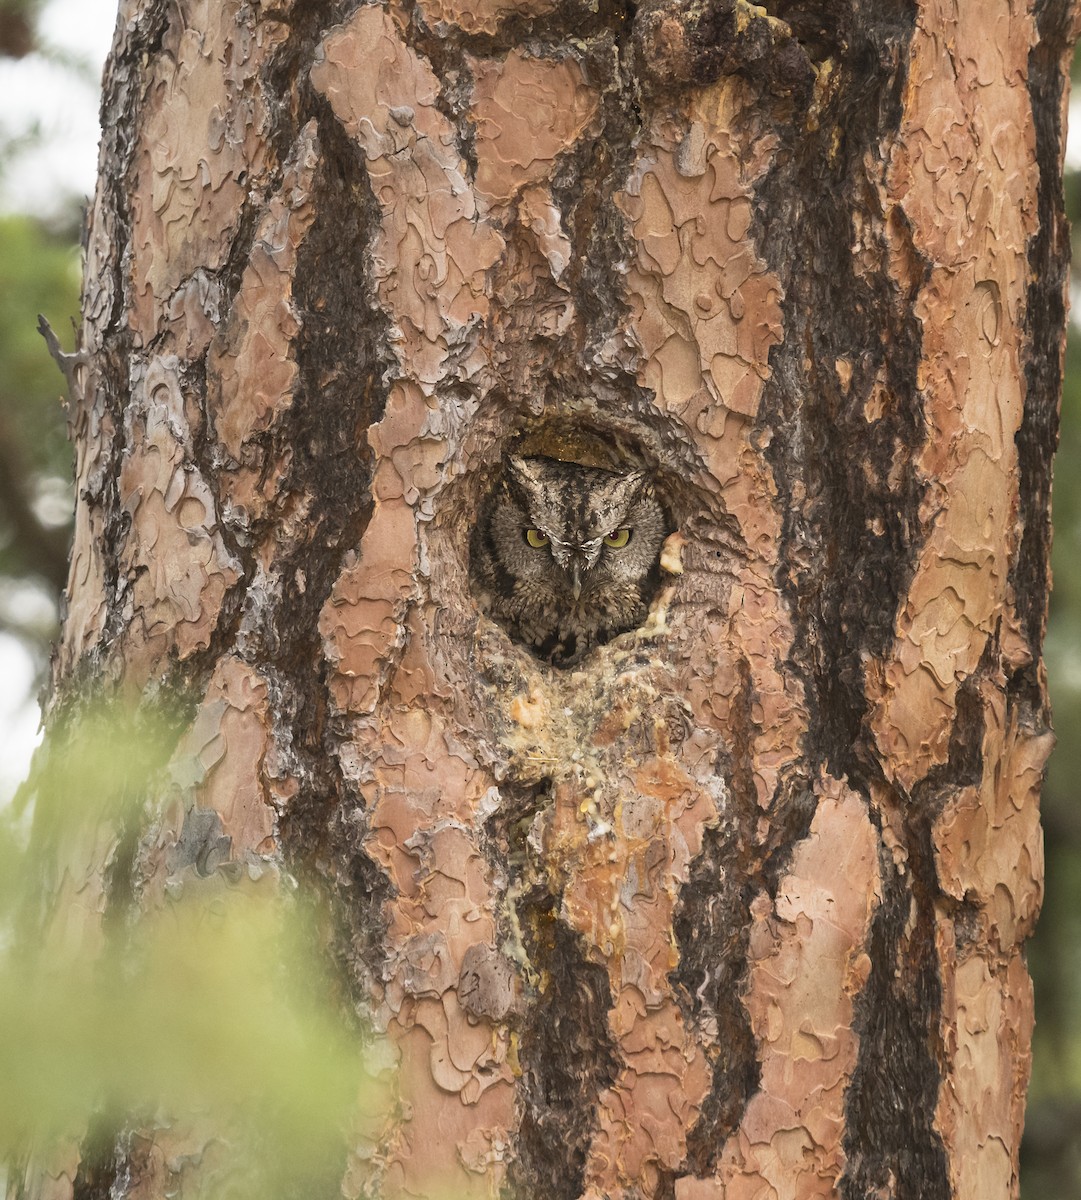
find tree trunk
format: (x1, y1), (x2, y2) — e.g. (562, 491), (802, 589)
(22, 0), (1079, 1198)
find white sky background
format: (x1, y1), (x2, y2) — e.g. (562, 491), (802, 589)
(1, 4), (1080, 798)
(0, 0), (115, 215)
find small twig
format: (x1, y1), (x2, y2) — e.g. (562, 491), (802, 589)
(37, 314), (83, 412)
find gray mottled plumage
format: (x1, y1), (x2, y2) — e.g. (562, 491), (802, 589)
(472, 456), (668, 665)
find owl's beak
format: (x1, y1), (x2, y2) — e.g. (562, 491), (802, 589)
(566, 544), (599, 600)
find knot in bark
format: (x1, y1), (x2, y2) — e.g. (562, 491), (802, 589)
(635, 0), (815, 101)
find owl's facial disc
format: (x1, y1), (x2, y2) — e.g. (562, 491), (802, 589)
(473, 454), (670, 664)
(505, 455), (658, 601)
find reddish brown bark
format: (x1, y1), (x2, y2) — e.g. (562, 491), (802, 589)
(20, 1), (1079, 1198)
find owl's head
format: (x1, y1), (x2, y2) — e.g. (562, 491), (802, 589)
(493, 455), (667, 600)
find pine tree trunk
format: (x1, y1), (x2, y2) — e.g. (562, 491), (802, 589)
(26, 0), (1079, 1197)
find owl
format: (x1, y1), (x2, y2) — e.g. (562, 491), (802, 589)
(472, 456), (669, 664)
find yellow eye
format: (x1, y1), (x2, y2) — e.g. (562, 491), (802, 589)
(524, 528), (550, 548)
(604, 528), (632, 548)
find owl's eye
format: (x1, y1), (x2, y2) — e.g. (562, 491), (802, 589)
(603, 528), (632, 548)
(524, 528), (550, 549)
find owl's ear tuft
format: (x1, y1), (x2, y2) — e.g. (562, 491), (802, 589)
(606, 468), (648, 508)
(506, 456), (546, 493)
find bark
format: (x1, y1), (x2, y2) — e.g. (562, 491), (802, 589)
(18, 0), (1080, 1198)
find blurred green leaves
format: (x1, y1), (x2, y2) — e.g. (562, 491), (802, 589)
(0, 708), (384, 1200)
(0, 212), (79, 654)
(0, 897), (374, 1197)
(0, 213), (77, 480)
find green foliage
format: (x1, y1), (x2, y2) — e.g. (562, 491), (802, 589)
(0, 213), (77, 478)
(0, 708), (385, 1200)
(0, 212), (79, 651)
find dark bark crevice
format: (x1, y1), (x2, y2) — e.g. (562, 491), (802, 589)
(271, 108), (392, 873)
(1014, 0), (1073, 717)
(840, 822), (950, 1200)
(548, 33), (644, 362)
(754, 1), (925, 789)
(264, 0), (364, 159)
(479, 780), (621, 1199)
(510, 892), (621, 1199)
(668, 672), (815, 1181)
(669, 824), (759, 1180)
(71, 1114), (123, 1200)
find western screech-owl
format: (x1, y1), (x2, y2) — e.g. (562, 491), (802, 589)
(472, 456), (668, 664)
